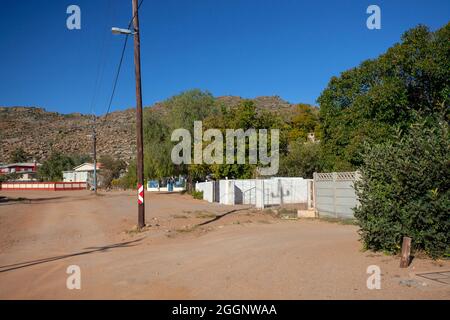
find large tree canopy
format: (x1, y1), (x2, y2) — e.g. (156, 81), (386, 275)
(318, 23), (450, 171)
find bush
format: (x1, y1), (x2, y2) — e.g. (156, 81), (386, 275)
(111, 179), (126, 190)
(279, 141), (322, 178)
(0, 173), (20, 182)
(354, 117), (449, 258)
(116, 161), (137, 189)
(191, 190), (204, 200)
(99, 155), (126, 189)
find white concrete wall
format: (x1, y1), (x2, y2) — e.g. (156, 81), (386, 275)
(219, 180), (235, 205)
(262, 177), (309, 206)
(63, 171), (88, 182)
(313, 172), (359, 218)
(255, 179), (265, 209)
(63, 172), (74, 182)
(196, 177), (311, 208)
(195, 181), (214, 202)
(234, 179), (257, 204)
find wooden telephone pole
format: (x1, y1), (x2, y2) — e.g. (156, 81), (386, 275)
(132, 0), (145, 229)
(92, 126), (97, 194)
(88, 116), (97, 194)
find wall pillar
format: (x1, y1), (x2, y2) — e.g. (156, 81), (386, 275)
(255, 179), (265, 209)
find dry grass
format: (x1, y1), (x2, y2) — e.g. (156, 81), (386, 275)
(318, 216), (358, 225)
(171, 214), (189, 219)
(195, 211), (217, 219)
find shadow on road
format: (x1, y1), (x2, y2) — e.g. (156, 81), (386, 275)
(0, 238), (144, 273)
(0, 195), (100, 206)
(196, 207), (252, 227)
(0, 196), (67, 203)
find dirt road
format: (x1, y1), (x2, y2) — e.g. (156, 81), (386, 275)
(0, 190), (449, 299)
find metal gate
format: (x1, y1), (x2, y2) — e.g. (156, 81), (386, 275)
(213, 180), (220, 203)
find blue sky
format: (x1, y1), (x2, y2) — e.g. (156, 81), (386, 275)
(0, 0), (449, 115)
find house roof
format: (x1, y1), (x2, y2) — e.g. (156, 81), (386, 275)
(73, 162), (102, 171)
(0, 162), (39, 168)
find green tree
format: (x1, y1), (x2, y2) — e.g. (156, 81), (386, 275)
(279, 141), (322, 178)
(38, 153), (75, 181)
(118, 161), (137, 189)
(166, 89), (217, 131)
(287, 104), (320, 142)
(0, 172), (20, 182)
(70, 154), (92, 166)
(99, 155), (126, 188)
(205, 100), (285, 179)
(318, 23), (450, 171)
(121, 90), (218, 189)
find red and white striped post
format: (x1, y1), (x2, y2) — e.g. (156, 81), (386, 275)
(138, 184), (144, 205)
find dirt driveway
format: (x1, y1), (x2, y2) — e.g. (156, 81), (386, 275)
(0, 190), (449, 299)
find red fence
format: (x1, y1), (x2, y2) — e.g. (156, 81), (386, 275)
(0, 182), (87, 191)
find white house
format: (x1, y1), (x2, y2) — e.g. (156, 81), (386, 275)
(63, 163), (101, 183)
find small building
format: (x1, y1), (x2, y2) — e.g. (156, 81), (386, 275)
(0, 162), (40, 181)
(63, 163), (101, 184)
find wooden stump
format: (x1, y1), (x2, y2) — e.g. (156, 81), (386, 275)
(400, 236), (412, 268)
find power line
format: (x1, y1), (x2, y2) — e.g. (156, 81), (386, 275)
(103, 0), (144, 122)
(89, 0), (114, 117)
(103, 34), (129, 122)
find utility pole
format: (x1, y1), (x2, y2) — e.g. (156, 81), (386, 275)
(132, 0), (145, 229)
(88, 116), (98, 194)
(92, 124), (97, 194)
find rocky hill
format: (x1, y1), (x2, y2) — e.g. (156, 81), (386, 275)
(0, 96), (305, 163)
(0, 107), (136, 163)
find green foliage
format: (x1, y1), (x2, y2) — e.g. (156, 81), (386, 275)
(122, 90), (299, 184)
(318, 23), (450, 171)
(38, 153), (75, 181)
(191, 190), (204, 200)
(0, 172), (20, 182)
(288, 104), (320, 142)
(205, 99), (285, 179)
(120, 90), (217, 188)
(70, 154), (92, 166)
(118, 23), (450, 213)
(146, 89), (217, 179)
(354, 117), (450, 258)
(279, 141), (322, 178)
(117, 161), (137, 189)
(9, 147), (30, 163)
(165, 89), (217, 131)
(99, 155), (126, 188)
